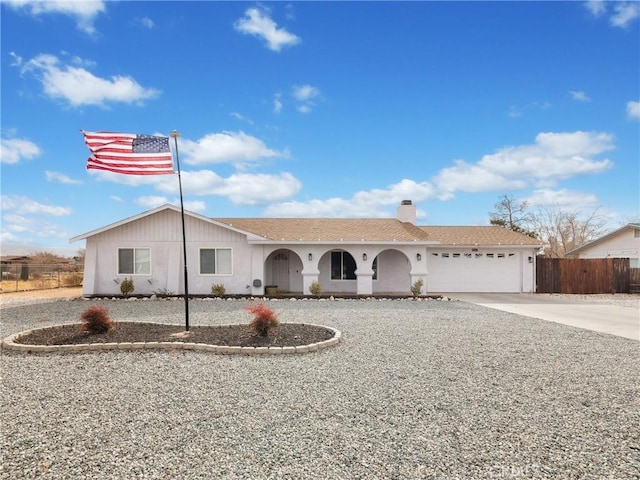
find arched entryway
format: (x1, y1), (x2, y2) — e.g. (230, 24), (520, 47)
(371, 248), (412, 295)
(264, 249), (303, 294)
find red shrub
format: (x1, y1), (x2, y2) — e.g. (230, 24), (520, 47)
(245, 303), (279, 337)
(80, 305), (114, 334)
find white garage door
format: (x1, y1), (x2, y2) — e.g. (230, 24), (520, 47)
(426, 251), (521, 293)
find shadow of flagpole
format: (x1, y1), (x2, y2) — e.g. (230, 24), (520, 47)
(170, 130), (190, 331)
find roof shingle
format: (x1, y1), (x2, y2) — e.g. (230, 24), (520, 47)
(214, 218), (542, 246)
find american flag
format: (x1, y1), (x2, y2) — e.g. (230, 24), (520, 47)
(82, 130), (175, 175)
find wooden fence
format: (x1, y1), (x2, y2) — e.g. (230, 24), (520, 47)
(536, 257), (635, 294)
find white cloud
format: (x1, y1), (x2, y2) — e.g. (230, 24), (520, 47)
(266, 179), (435, 218)
(136, 196), (205, 212)
(230, 112), (254, 125)
(584, 0), (606, 17)
(4, 0), (107, 35)
(292, 84), (322, 113)
(627, 100), (640, 120)
(1, 212), (69, 243)
(154, 170), (302, 206)
(570, 90), (591, 102)
(180, 131), (285, 167)
(1, 195), (71, 216)
(524, 188), (600, 209)
(137, 16), (155, 29)
(264, 132), (615, 219)
(234, 7), (300, 52)
(273, 93), (283, 114)
(9, 51), (23, 67)
(45, 171), (83, 185)
(610, 2), (640, 28)
(433, 131), (614, 197)
(508, 101), (552, 118)
(584, 0), (639, 28)
(0, 136), (42, 164)
(21, 53), (160, 107)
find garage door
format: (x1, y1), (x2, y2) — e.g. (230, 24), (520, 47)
(426, 250), (521, 292)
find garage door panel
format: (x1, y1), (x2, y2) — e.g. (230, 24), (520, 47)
(426, 251), (521, 292)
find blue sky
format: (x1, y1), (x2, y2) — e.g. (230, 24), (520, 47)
(1, 0), (639, 256)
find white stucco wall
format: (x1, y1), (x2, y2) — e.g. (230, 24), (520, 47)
(574, 229), (640, 267)
(83, 209), (256, 296)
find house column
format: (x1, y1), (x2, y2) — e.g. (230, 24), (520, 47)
(356, 270), (373, 296)
(302, 271), (319, 296)
(251, 246), (266, 296)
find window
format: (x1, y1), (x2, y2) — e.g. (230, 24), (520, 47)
(372, 257), (378, 280)
(331, 251), (356, 280)
(199, 248), (232, 275)
(118, 248), (151, 275)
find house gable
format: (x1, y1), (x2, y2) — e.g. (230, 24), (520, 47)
(70, 204), (265, 244)
(566, 223), (640, 260)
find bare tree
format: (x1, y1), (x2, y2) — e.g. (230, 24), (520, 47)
(489, 194), (537, 237)
(531, 206), (607, 258)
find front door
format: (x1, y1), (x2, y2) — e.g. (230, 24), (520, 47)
(272, 252), (290, 292)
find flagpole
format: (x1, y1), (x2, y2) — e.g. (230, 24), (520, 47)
(170, 130), (189, 331)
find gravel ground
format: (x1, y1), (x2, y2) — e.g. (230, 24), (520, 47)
(1, 297), (639, 480)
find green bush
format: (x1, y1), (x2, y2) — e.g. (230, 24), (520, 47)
(120, 277), (134, 297)
(246, 303), (279, 337)
(211, 283), (226, 297)
(309, 280), (322, 297)
(80, 305), (114, 334)
(411, 278), (424, 297)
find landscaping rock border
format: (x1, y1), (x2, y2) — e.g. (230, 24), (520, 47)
(0, 322), (342, 355)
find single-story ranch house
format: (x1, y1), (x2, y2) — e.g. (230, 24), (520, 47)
(70, 200), (543, 297)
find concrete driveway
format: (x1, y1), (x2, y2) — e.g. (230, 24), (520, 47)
(444, 293), (639, 341)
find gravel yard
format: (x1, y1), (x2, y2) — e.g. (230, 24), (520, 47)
(1, 296), (639, 479)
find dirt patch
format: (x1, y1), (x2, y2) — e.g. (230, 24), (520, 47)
(13, 322), (335, 348)
(1, 287), (83, 300)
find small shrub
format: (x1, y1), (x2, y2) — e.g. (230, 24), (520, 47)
(245, 303), (279, 337)
(411, 278), (424, 297)
(309, 280), (322, 297)
(211, 283), (226, 297)
(120, 277), (134, 297)
(63, 272), (83, 287)
(80, 305), (114, 334)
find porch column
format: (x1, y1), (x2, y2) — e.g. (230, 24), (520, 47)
(410, 272), (428, 295)
(302, 271), (319, 296)
(251, 246), (266, 296)
(356, 271), (373, 296)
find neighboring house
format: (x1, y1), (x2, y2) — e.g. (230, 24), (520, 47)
(566, 223), (640, 268)
(70, 200), (543, 297)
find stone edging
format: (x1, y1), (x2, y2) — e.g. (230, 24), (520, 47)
(0, 322), (342, 355)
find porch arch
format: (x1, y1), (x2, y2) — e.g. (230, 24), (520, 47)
(263, 248), (304, 294)
(370, 248), (413, 295)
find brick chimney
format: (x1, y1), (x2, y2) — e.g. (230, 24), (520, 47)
(397, 200), (416, 225)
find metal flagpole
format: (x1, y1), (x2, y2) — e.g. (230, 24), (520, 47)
(170, 130), (189, 331)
